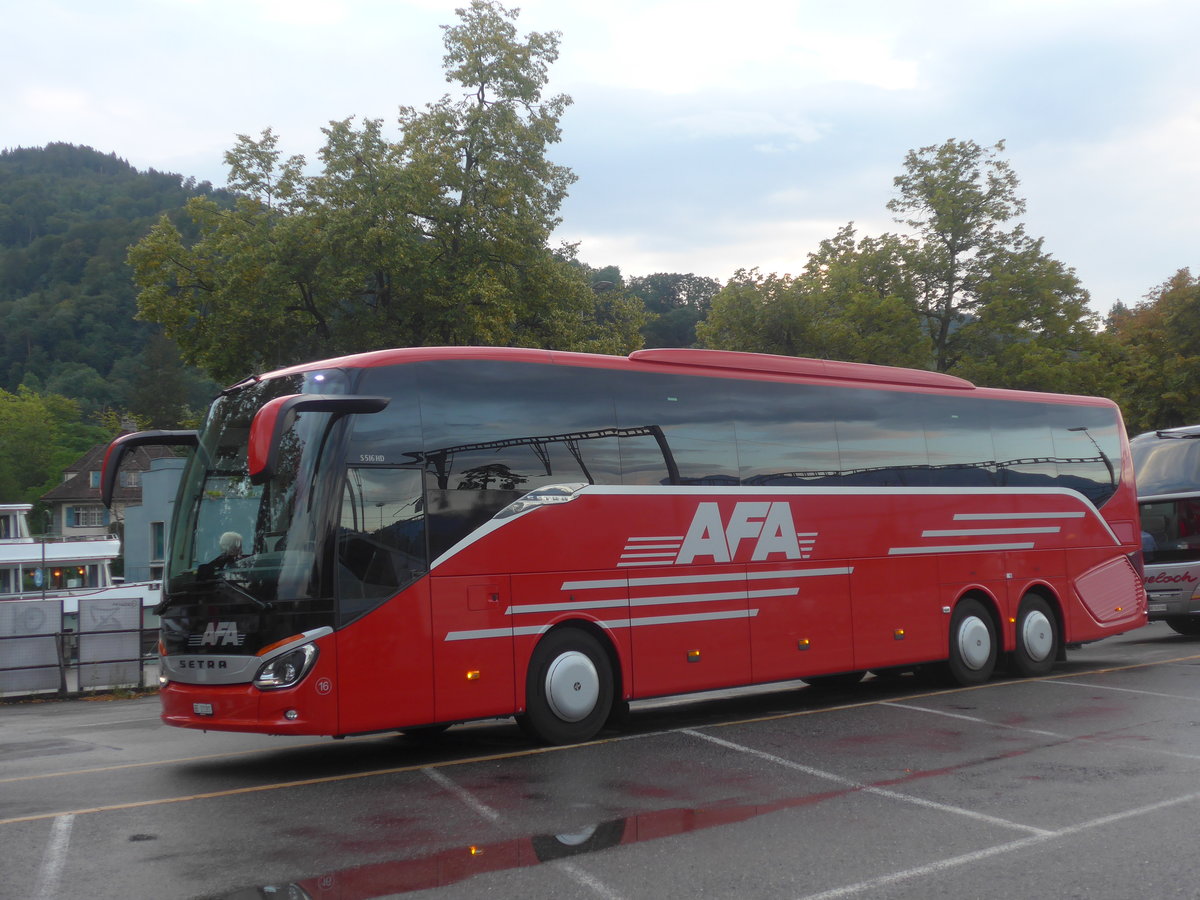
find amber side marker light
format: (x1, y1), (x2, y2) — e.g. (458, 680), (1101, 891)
(466, 670), (481, 681)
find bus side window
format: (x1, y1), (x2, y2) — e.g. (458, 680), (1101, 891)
(337, 467), (427, 624)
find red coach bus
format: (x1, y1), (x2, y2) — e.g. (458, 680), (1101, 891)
(102, 347), (1146, 744)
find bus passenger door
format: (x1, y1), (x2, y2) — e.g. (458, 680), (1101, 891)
(431, 576), (515, 723)
(334, 466), (435, 735)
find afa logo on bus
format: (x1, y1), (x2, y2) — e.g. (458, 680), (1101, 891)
(675, 501), (807, 564)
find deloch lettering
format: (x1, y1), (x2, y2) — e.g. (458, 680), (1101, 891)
(1145, 572), (1199, 584)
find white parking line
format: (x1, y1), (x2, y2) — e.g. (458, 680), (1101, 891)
(884, 700), (1200, 763)
(794, 790), (1200, 899)
(559, 861), (627, 900)
(1043, 679), (1200, 702)
(422, 766), (501, 822)
(33, 814), (74, 900)
(422, 767), (626, 900)
(683, 729), (1051, 836)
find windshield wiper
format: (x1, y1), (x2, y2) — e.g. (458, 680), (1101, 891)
(155, 570), (274, 615)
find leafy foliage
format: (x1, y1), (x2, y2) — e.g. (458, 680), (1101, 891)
(627, 272), (721, 348)
(130, 1), (646, 382)
(0, 143), (221, 423)
(1106, 269), (1200, 432)
(698, 139), (1110, 394)
(0, 387), (111, 506)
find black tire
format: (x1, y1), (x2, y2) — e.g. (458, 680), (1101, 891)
(1165, 616), (1200, 636)
(1012, 594), (1059, 677)
(947, 598), (997, 685)
(518, 627), (614, 745)
(801, 671), (866, 689)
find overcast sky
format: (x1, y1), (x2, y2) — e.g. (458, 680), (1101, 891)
(6, 0), (1199, 315)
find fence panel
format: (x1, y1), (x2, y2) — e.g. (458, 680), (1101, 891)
(77, 596), (142, 691)
(0, 599), (62, 695)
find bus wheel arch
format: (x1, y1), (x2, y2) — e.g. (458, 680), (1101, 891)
(946, 593), (1000, 685)
(1011, 589), (1062, 677)
(518, 623), (618, 745)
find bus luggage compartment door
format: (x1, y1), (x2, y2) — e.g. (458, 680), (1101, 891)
(432, 576), (515, 722)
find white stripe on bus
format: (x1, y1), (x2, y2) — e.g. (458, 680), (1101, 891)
(444, 608), (761, 641)
(921, 527), (1061, 537)
(953, 511), (1085, 520)
(889, 542), (1036, 555)
(562, 567), (853, 591)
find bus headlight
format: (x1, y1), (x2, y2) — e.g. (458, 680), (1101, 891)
(254, 643), (319, 690)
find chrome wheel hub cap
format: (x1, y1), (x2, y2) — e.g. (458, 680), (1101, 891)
(957, 615), (991, 670)
(545, 651), (599, 722)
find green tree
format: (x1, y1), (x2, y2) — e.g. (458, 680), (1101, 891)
(1107, 269), (1200, 432)
(950, 234), (1115, 394)
(698, 140), (1108, 393)
(0, 144), (219, 421)
(627, 272), (721, 348)
(888, 139), (1025, 373)
(0, 388), (111, 504)
(700, 256), (926, 374)
(130, 2), (642, 383)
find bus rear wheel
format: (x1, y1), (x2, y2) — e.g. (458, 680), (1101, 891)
(519, 627), (614, 745)
(947, 598), (997, 685)
(1165, 616), (1200, 636)
(1012, 594), (1059, 677)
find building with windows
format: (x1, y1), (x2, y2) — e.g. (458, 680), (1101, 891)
(0, 502), (120, 597)
(122, 455), (186, 582)
(40, 443), (178, 539)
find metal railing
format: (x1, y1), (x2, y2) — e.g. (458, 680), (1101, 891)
(0, 595), (158, 697)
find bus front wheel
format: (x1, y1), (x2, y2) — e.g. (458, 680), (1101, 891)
(1012, 594), (1059, 677)
(1165, 616), (1200, 636)
(947, 598), (997, 685)
(519, 628), (614, 745)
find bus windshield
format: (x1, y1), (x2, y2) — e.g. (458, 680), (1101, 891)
(1131, 429), (1200, 496)
(162, 369), (350, 646)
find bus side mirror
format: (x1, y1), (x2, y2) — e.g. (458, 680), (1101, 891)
(248, 394), (390, 485)
(102, 430), (200, 508)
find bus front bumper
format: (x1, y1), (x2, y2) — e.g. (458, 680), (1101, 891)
(159, 678), (338, 735)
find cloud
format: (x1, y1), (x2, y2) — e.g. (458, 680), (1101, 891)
(563, 213), (894, 282)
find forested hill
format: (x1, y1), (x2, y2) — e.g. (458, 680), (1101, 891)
(0, 143), (221, 424)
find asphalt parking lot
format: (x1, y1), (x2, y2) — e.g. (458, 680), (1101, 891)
(5, 621), (1200, 900)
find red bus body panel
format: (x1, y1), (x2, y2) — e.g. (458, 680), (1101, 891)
(155, 347), (1146, 736)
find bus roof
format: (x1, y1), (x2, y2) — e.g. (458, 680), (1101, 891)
(250, 345), (1113, 406)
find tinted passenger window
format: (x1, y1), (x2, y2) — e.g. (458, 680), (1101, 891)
(416, 361), (622, 556)
(836, 391), (930, 486)
(923, 396), (999, 487)
(990, 402), (1059, 490)
(612, 372), (739, 485)
(1052, 406), (1120, 505)
(735, 382), (842, 486)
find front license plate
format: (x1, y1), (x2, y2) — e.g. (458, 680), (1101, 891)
(193, 702), (214, 716)
(1148, 603), (1167, 613)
